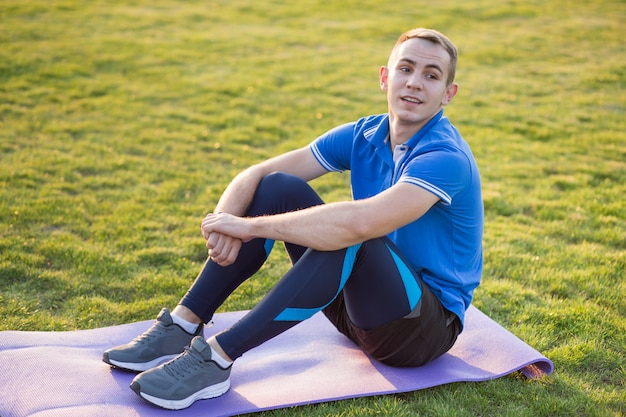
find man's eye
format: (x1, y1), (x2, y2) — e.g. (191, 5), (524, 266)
(399, 67), (411, 72)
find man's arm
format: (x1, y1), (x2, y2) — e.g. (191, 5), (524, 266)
(202, 181), (440, 251)
(204, 146), (328, 265)
(212, 146), (328, 216)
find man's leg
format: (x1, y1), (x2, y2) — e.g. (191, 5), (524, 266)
(130, 237), (456, 409)
(323, 238), (460, 367)
(103, 172), (323, 372)
(176, 172), (323, 323)
(212, 238), (418, 360)
(130, 244), (366, 409)
(213, 236), (458, 366)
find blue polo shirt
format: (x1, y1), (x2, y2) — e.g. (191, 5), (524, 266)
(310, 109), (483, 326)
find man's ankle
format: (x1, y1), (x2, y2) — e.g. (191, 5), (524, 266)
(207, 337), (233, 368)
(171, 306), (203, 334)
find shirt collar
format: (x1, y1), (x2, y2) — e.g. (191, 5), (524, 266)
(403, 108), (445, 150)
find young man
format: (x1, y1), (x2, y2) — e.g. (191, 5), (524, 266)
(103, 27), (483, 410)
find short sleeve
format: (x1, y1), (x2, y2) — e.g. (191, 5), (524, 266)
(309, 122), (355, 172)
(399, 148), (472, 206)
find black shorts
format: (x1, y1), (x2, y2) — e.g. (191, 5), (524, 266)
(323, 282), (461, 367)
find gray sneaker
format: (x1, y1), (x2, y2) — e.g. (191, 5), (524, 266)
(130, 336), (231, 410)
(102, 308), (203, 372)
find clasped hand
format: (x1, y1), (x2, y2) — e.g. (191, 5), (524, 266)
(201, 212), (250, 267)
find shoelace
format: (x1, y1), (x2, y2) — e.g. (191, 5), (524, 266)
(163, 345), (208, 380)
(131, 322), (165, 345)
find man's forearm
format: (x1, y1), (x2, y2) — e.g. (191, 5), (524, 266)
(247, 201), (373, 251)
(214, 167), (265, 216)
(203, 182), (437, 253)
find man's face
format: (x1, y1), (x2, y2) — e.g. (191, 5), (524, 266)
(380, 38), (458, 132)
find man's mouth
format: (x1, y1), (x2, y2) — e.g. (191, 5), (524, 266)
(402, 96), (422, 104)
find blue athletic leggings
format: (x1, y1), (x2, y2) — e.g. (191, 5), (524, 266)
(179, 172), (427, 360)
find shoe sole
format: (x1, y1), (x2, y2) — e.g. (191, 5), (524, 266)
(132, 379), (230, 410)
(103, 353), (179, 372)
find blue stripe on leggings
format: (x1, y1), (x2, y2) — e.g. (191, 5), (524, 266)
(274, 243), (362, 321)
(264, 239), (275, 257)
(386, 244), (422, 310)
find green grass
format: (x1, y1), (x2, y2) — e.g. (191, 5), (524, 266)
(1, 0), (624, 415)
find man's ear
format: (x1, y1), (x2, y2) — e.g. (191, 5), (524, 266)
(442, 83), (458, 105)
(379, 66), (389, 91)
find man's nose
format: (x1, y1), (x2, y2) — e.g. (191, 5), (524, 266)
(406, 74), (422, 89)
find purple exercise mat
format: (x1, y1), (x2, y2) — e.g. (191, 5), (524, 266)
(0, 306), (552, 417)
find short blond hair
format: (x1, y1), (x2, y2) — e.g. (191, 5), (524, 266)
(389, 28), (458, 85)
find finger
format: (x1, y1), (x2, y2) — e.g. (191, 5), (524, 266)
(208, 233), (230, 263)
(213, 248), (233, 267)
(220, 237), (243, 266)
(209, 235), (239, 266)
(201, 216), (209, 236)
(201, 214), (216, 239)
(206, 232), (220, 250)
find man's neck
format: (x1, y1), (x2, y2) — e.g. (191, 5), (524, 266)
(388, 119), (424, 148)
(387, 109), (443, 147)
